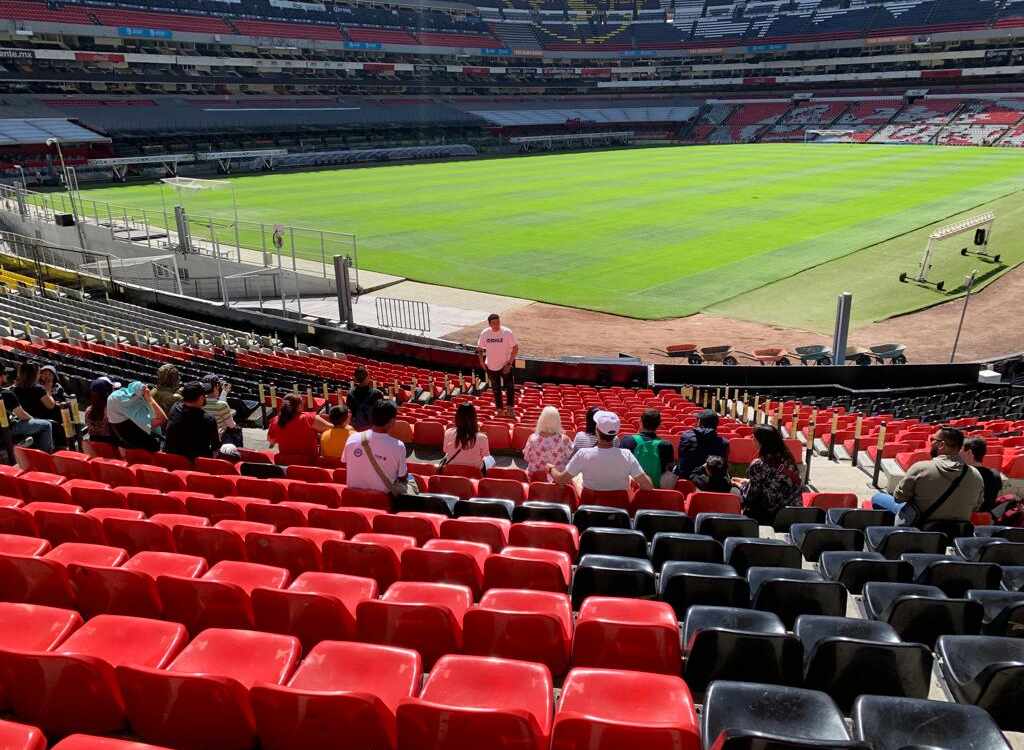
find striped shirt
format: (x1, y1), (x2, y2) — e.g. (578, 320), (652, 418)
(204, 399), (234, 434)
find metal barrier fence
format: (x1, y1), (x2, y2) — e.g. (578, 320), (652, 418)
(375, 296), (431, 334)
(1, 183), (359, 287)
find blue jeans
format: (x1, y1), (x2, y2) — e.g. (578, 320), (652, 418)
(12, 418), (54, 453)
(871, 492), (904, 514)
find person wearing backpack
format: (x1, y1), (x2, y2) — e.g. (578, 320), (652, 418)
(620, 409), (676, 489)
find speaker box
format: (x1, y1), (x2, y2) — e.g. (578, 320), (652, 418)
(54, 213), (75, 227)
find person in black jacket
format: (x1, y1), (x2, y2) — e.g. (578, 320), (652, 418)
(961, 437), (1004, 513)
(346, 366), (383, 431)
(675, 409), (730, 479)
(164, 382), (220, 461)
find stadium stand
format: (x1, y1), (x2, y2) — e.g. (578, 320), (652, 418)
(871, 98), (965, 144)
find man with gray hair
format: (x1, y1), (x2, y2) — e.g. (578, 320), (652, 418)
(552, 410), (653, 492)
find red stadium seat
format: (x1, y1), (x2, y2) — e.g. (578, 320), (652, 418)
(528, 482), (579, 507)
(236, 477), (294, 503)
(413, 421), (445, 448)
(102, 518), (175, 555)
(158, 560), (290, 634)
(482, 547), (571, 592)
(440, 517), (510, 551)
(341, 487), (391, 511)
(0, 601), (83, 651)
(508, 521), (580, 558)
(685, 491), (741, 516)
(463, 588), (573, 677)
(18, 472), (70, 504)
(245, 532), (324, 577)
(0, 543), (127, 607)
(15, 446), (57, 474)
(117, 628), (302, 750)
(488, 466), (530, 482)
(194, 457), (240, 476)
(552, 668), (700, 750)
(801, 492), (858, 509)
(373, 512), (445, 545)
(246, 501), (308, 531)
(288, 481), (345, 507)
(0, 506), (37, 537)
(580, 488), (632, 511)
(151, 453), (193, 472)
(0, 533), (50, 557)
(172, 524), (249, 565)
(285, 465), (332, 483)
(322, 532), (416, 589)
(356, 581), (472, 669)
(0, 615), (187, 736)
(179, 472), (236, 498)
(252, 571), (377, 653)
(477, 478), (527, 504)
(481, 424), (512, 452)
(428, 475), (478, 499)
(632, 488), (686, 513)
(308, 506), (384, 537)
(135, 465), (187, 493)
(50, 735), (171, 749)
(397, 654), (553, 750)
(252, 641), (421, 750)
(34, 508), (107, 546)
(572, 597), (681, 675)
(71, 551), (207, 619)
(51, 451), (94, 481)
(0, 719), (45, 750)
(119, 487), (183, 516)
(401, 538), (489, 597)
(90, 460), (136, 488)
(68, 482), (125, 511)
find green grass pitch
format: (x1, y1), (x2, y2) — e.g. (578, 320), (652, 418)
(77, 143), (1024, 328)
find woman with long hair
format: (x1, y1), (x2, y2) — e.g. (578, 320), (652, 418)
(84, 377), (117, 444)
(571, 405), (618, 454)
(442, 402), (491, 469)
(267, 393), (331, 461)
(523, 405), (573, 480)
(739, 424), (802, 525)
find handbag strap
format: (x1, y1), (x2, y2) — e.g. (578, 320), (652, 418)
(916, 464), (970, 527)
(361, 432), (394, 490)
(438, 446), (463, 469)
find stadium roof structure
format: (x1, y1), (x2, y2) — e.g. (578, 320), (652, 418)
(0, 118), (110, 146)
(469, 106), (699, 126)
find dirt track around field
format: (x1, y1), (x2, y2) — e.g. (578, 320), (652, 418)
(444, 263), (1024, 364)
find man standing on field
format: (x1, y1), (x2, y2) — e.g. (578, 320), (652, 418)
(478, 313), (518, 418)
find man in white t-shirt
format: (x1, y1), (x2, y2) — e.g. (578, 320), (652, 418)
(551, 411), (653, 492)
(477, 313), (519, 418)
(343, 399), (409, 494)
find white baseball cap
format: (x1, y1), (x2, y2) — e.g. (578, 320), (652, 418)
(594, 410), (620, 436)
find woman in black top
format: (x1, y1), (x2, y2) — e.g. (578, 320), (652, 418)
(15, 362), (66, 448)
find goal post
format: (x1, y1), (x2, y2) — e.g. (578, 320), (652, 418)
(899, 212), (996, 291)
(805, 129), (857, 143)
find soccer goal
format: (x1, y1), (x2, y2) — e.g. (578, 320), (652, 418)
(899, 212), (996, 291)
(804, 129), (857, 143)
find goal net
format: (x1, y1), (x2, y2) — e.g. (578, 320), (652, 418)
(899, 212), (996, 290)
(804, 129), (857, 143)
(160, 177), (230, 192)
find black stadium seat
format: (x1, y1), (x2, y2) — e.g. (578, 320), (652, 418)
(852, 695), (1011, 750)
(701, 681), (870, 750)
(862, 582), (983, 647)
(724, 537), (802, 575)
(682, 606), (802, 697)
(650, 533), (722, 569)
(819, 551), (913, 594)
(659, 561), (749, 617)
(936, 635), (1024, 730)
(632, 509), (692, 540)
(900, 553), (1002, 597)
(796, 615), (932, 711)
(694, 513), (759, 542)
(966, 590), (1024, 636)
(511, 501), (571, 524)
(826, 508), (895, 531)
(864, 527), (946, 559)
(453, 498), (514, 521)
(571, 554), (656, 609)
(790, 523), (863, 562)
(578, 527), (647, 559)
(749, 567), (847, 628)
(956, 537), (1024, 565)
(572, 505), (630, 533)
(393, 493), (458, 517)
